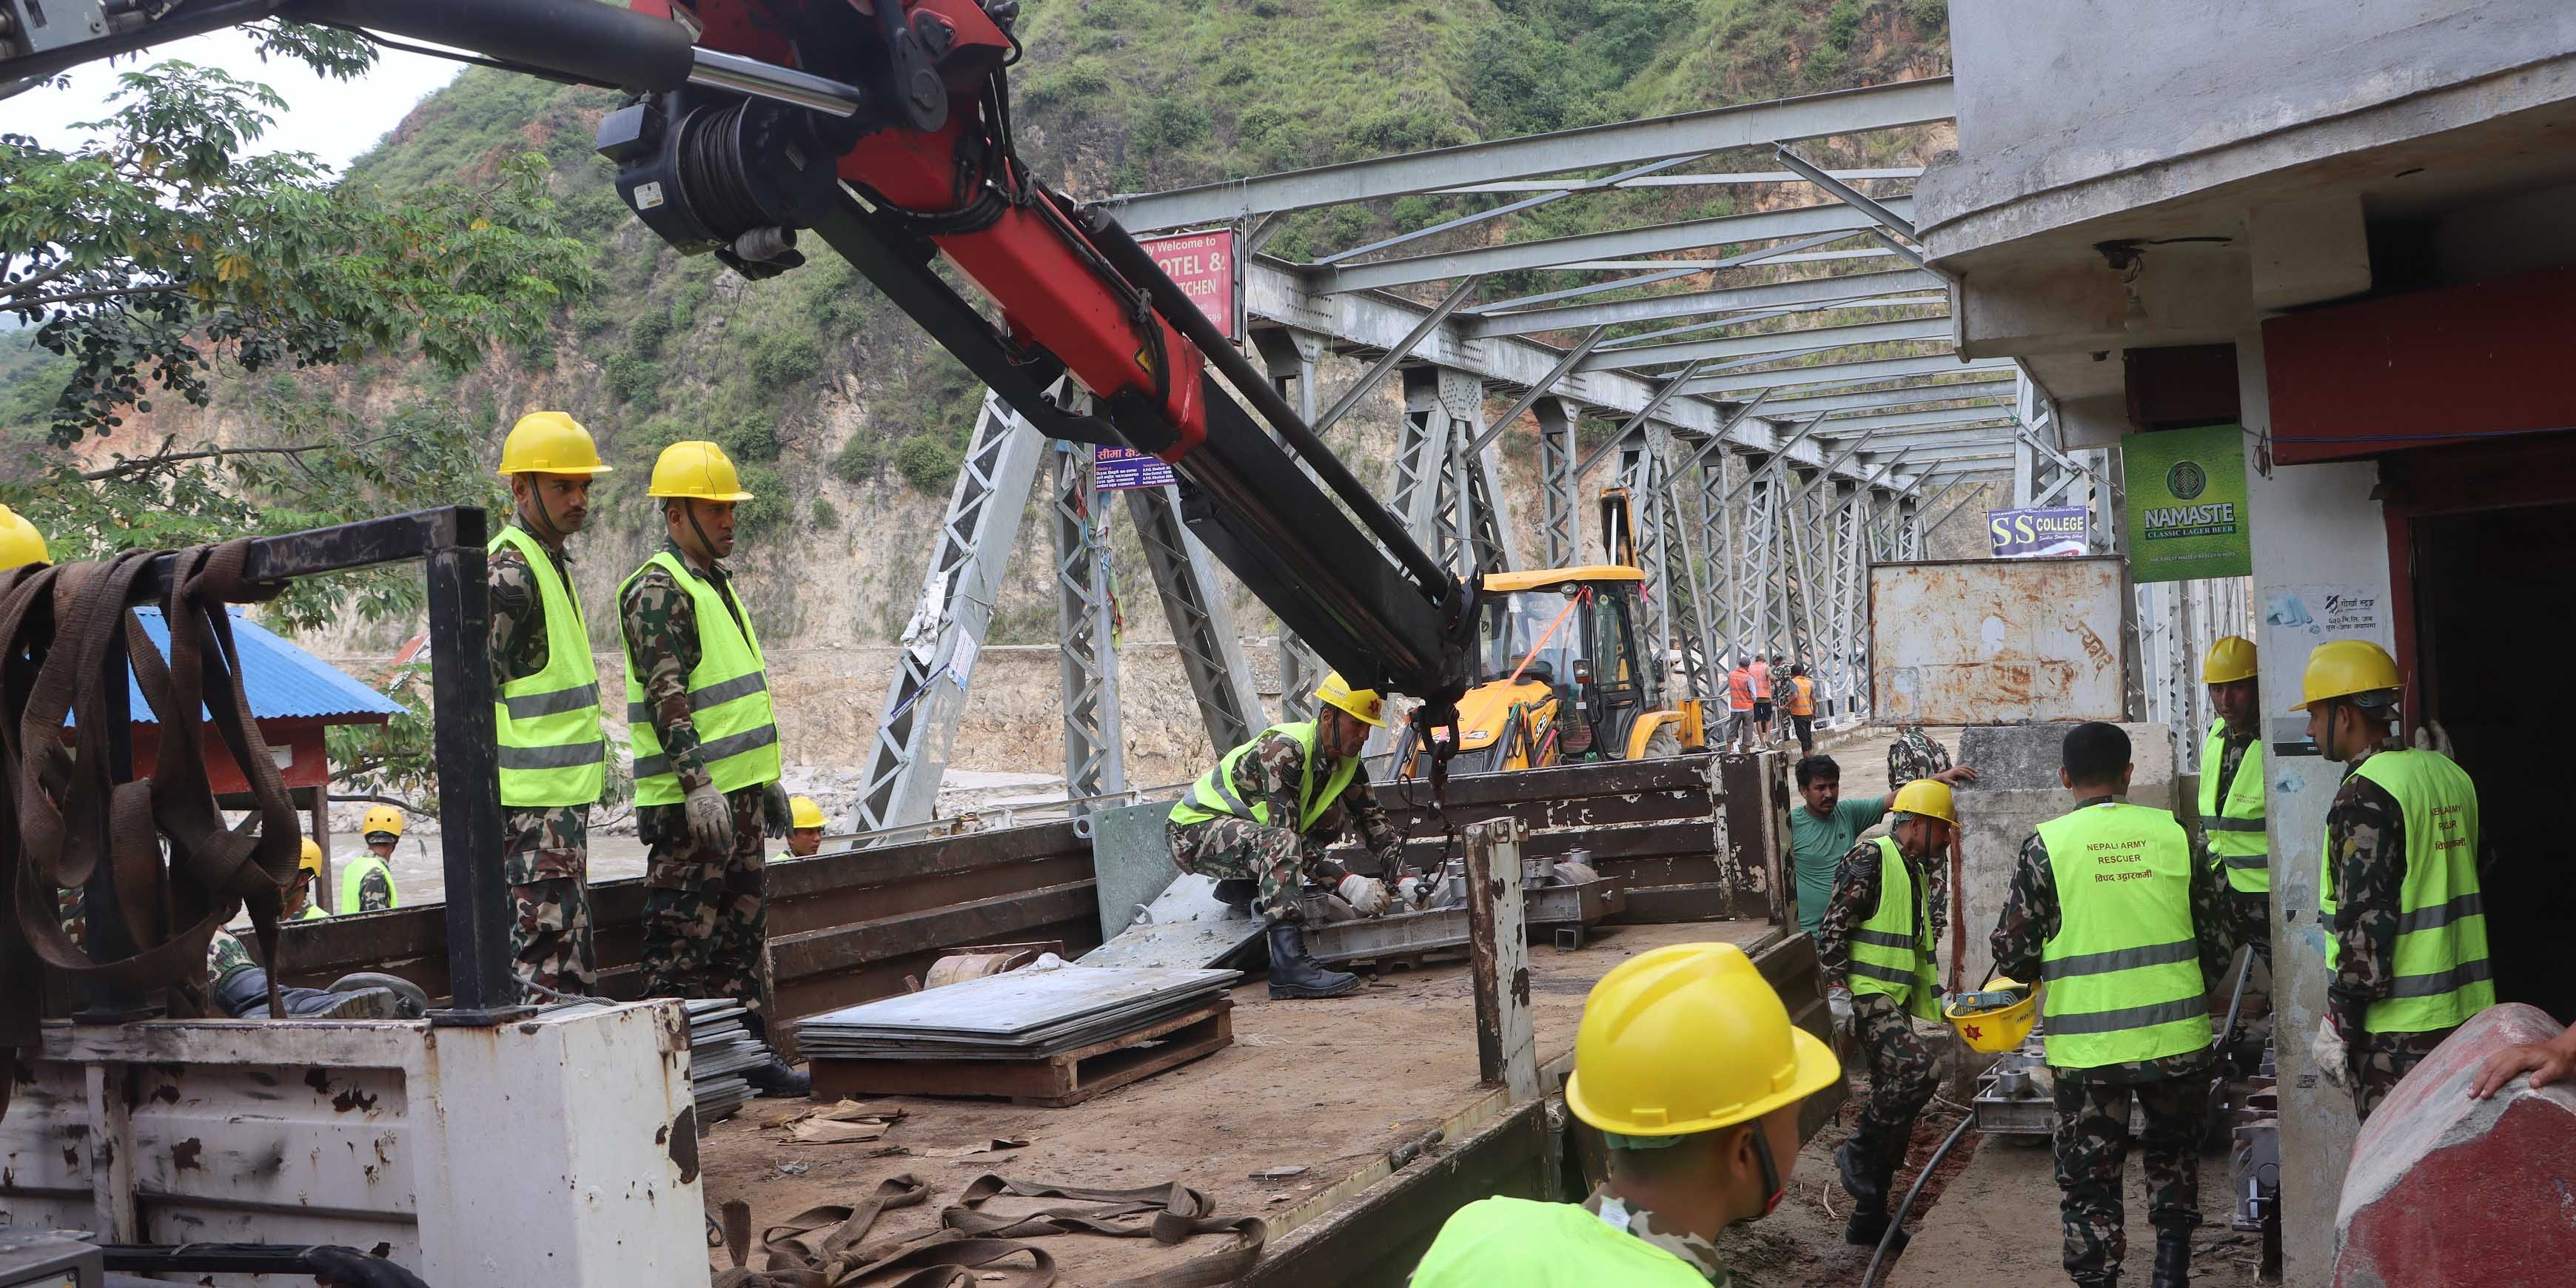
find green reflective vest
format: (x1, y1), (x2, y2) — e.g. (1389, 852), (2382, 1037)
(1846, 836), (1939, 1021)
(489, 526), (608, 808)
(1411, 1197), (1714, 1288)
(1166, 722), (1361, 832)
(338, 853), (399, 913)
(2320, 750), (2490, 1034)
(294, 903), (328, 921)
(2198, 721), (2267, 893)
(2035, 802), (2210, 1069)
(621, 551), (782, 806)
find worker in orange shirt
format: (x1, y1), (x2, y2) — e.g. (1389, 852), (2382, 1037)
(1725, 655), (1757, 752)
(1750, 654), (1775, 745)
(1787, 663), (1818, 754)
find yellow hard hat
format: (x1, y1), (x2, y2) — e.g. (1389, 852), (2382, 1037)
(1315, 671), (1387, 728)
(1891, 777), (1956, 825)
(1944, 975), (2037, 1054)
(647, 440), (755, 501)
(788, 795), (827, 830)
(2201, 635), (2258, 685)
(1564, 942), (1840, 1139)
(2290, 639), (2401, 712)
(0, 504), (49, 571)
(362, 805), (405, 840)
(497, 411), (613, 477)
(298, 837), (324, 882)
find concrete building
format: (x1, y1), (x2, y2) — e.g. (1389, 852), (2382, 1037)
(1918, 3), (2576, 1281)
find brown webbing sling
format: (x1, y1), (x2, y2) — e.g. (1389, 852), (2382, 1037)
(714, 1173), (1266, 1288)
(0, 542), (302, 1121)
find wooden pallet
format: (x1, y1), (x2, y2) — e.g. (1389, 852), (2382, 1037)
(809, 997), (1234, 1108)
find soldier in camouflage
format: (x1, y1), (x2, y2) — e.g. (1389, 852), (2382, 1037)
(625, 440), (807, 1096)
(200, 927), (426, 1020)
(2299, 640), (2489, 1122)
(1167, 672), (1400, 999)
(1886, 724), (1953, 792)
(1992, 724), (2241, 1288)
(489, 413), (608, 999)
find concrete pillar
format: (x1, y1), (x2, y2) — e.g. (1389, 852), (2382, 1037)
(1952, 722), (2176, 993)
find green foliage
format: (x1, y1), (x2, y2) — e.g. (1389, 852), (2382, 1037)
(1804, 41), (1850, 85)
(734, 462), (786, 533)
(1826, 0), (1868, 50)
(1136, 98), (1212, 151)
(745, 328), (822, 389)
(893, 435), (961, 494)
(0, 56), (592, 443)
(810, 496), (840, 529)
(830, 432), (885, 484)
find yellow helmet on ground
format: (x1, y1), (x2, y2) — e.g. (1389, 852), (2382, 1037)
(1890, 777), (1956, 825)
(2290, 639), (2401, 712)
(1945, 975), (2038, 1053)
(497, 411), (613, 477)
(362, 805), (405, 841)
(647, 440), (755, 501)
(1314, 671), (1388, 728)
(1564, 942), (1840, 1140)
(0, 505), (48, 571)
(788, 795), (827, 830)
(2201, 635), (2257, 685)
(298, 838), (325, 883)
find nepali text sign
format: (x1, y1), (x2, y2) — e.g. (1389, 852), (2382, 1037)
(1988, 506), (2090, 559)
(2122, 423), (2252, 583)
(1141, 229), (1238, 341)
(1094, 444), (1177, 491)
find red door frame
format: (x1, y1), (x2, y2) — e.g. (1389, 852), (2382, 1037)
(2374, 429), (2576, 723)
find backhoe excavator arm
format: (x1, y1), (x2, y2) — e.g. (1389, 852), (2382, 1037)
(1, 0), (1480, 739)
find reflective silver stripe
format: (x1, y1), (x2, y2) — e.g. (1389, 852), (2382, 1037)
(1851, 928), (1917, 950)
(2222, 853), (2269, 870)
(1847, 960), (1919, 987)
(497, 740), (607, 771)
(2042, 937), (2198, 980)
(2395, 891), (2484, 936)
(505, 681), (600, 720)
(2203, 816), (2265, 833)
(628, 671), (771, 724)
(634, 723), (779, 781)
(2388, 956), (2492, 999)
(1209, 771), (1254, 818)
(2044, 994), (2209, 1036)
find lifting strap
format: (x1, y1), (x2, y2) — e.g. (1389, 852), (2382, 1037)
(0, 542), (303, 1122)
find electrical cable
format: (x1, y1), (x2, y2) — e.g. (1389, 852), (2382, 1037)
(1860, 1113), (1977, 1288)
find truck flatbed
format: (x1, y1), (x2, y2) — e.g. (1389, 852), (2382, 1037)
(699, 919), (1788, 1285)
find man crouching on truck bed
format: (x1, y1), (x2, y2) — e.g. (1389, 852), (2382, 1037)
(1167, 672), (1404, 1000)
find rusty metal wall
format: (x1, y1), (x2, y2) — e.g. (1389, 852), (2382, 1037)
(1868, 555), (2130, 724)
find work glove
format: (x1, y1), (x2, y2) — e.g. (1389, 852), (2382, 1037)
(2312, 1016), (2352, 1090)
(683, 780), (735, 856)
(1335, 873), (1389, 917)
(1828, 985), (1855, 1030)
(762, 781), (792, 838)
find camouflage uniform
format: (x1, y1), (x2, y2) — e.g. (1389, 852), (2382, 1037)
(2208, 728), (2271, 970)
(1580, 1186), (1737, 1286)
(625, 540), (772, 1019)
(347, 863), (396, 913)
(1991, 799), (2238, 1287)
(207, 926), (258, 993)
(1166, 731), (1401, 925)
(489, 517), (597, 999)
(2324, 734), (2455, 1121)
(1886, 725), (1952, 792)
(1816, 839), (1943, 1184)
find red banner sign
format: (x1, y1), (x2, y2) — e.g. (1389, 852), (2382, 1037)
(1141, 229), (1238, 341)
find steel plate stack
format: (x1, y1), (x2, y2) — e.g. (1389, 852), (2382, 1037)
(794, 964), (1240, 1061)
(683, 999), (762, 1122)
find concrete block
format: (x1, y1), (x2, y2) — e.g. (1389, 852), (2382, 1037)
(2334, 1003), (2576, 1287)
(1951, 722), (2175, 990)
(2250, 193), (2372, 311)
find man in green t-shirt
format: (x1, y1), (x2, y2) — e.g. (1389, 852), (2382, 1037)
(1791, 754), (1976, 942)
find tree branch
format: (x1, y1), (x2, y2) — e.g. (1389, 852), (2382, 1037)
(0, 259), (84, 304)
(5, 282), (189, 311)
(79, 433), (399, 481)
(326, 791), (430, 816)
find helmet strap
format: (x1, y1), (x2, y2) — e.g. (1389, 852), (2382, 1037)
(1748, 1125), (1785, 1219)
(520, 480), (569, 547)
(683, 500), (722, 567)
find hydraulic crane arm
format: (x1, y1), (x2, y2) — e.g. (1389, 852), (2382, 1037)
(1, 0), (1480, 736)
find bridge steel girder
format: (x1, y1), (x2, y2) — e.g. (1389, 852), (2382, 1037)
(1312, 198), (1914, 295)
(1125, 486), (1268, 757)
(1463, 268), (1945, 339)
(1580, 316), (1953, 374)
(1051, 444), (1126, 812)
(1756, 378), (2019, 419)
(1101, 78), (1955, 231)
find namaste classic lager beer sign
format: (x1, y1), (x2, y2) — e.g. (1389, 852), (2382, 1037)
(2121, 424), (2252, 583)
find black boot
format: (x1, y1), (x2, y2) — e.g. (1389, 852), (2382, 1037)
(1265, 921), (1358, 999)
(1837, 1138), (1911, 1253)
(742, 1052), (812, 1099)
(2151, 1229), (2190, 1288)
(329, 972), (429, 1019)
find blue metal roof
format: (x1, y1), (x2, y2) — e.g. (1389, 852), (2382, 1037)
(124, 608), (405, 726)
